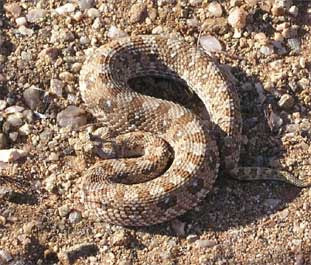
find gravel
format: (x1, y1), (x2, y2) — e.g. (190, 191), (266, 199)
(0, 1), (310, 264)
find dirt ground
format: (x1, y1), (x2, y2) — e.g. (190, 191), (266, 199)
(0, 0), (311, 264)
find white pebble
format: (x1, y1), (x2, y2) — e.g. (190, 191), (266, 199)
(107, 25), (128, 39)
(0, 149), (27, 162)
(228, 7), (247, 29)
(199, 35), (222, 52)
(208, 2), (223, 17)
(15, 17), (27, 26)
(55, 3), (76, 15)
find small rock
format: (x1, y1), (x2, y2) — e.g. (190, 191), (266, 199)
(208, 2), (223, 17)
(0, 100), (6, 110)
(0, 149), (27, 162)
(57, 106), (87, 129)
(68, 211), (82, 224)
(9, 132), (18, 142)
(271, 5), (285, 16)
(23, 221), (37, 234)
(39, 47), (61, 60)
(78, 0), (95, 10)
(111, 230), (132, 247)
(289, 5), (299, 16)
(59, 71), (74, 82)
(19, 123), (31, 135)
(48, 152), (59, 161)
(294, 253), (304, 265)
(23, 86), (44, 111)
(0, 134), (8, 149)
(278, 94), (295, 109)
(107, 25), (128, 39)
(16, 17), (27, 26)
(196, 239), (218, 248)
(58, 204), (71, 217)
(199, 35), (222, 52)
(0, 249), (13, 263)
(129, 3), (147, 24)
(260, 45), (274, 56)
(189, 0), (202, 5)
(299, 57), (306, 68)
(71, 62), (82, 73)
(278, 208), (289, 219)
(87, 8), (100, 18)
(50, 79), (64, 97)
(287, 38), (300, 53)
(186, 234), (199, 243)
(4, 3), (22, 17)
(45, 174), (57, 192)
(228, 7), (247, 29)
(6, 113), (23, 127)
(26, 8), (47, 23)
(58, 243), (98, 265)
(187, 18), (199, 27)
(18, 25), (34, 36)
(55, 3), (76, 15)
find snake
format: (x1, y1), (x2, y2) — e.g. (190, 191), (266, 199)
(78, 35), (310, 226)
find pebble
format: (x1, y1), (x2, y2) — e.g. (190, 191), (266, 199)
(111, 230), (132, 247)
(17, 25), (34, 36)
(59, 71), (74, 82)
(26, 8), (47, 23)
(107, 25), (128, 39)
(87, 8), (100, 18)
(23, 86), (44, 111)
(200, 35), (222, 52)
(58, 204), (71, 217)
(129, 3), (147, 24)
(58, 243), (98, 264)
(189, 0), (202, 5)
(289, 5), (299, 16)
(0, 100), (7, 110)
(9, 132), (18, 142)
(186, 234), (199, 243)
(228, 7), (247, 29)
(50, 78), (64, 97)
(56, 106), (87, 129)
(55, 3), (76, 15)
(68, 211), (82, 224)
(19, 123), (31, 136)
(0, 249), (13, 263)
(278, 94), (295, 109)
(71, 62), (82, 73)
(16, 17), (27, 26)
(196, 239), (218, 248)
(45, 174), (57, 192)
(260, 45), (274, 56)
(287, 38), (300, 53)
(4, 3), (21, 17)
(278, 208), (289, 219)
(208, 2), (223, 17)
(299, 57), (306, 68)
(0, 149), (27, 162)
(78, 0), (95, 10)
(0, 134), (8, 149)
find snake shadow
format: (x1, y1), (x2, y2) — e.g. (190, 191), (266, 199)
(128, 60), (308, 236)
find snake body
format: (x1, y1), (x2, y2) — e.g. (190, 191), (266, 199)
(78, 35), (241, 226)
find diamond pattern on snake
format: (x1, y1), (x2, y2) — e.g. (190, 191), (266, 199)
(79, 35), (311, 226)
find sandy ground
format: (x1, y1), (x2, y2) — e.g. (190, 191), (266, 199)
(0, 0), (311, 264)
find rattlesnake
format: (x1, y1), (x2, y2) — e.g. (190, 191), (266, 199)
(79, 35), (310, 226)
